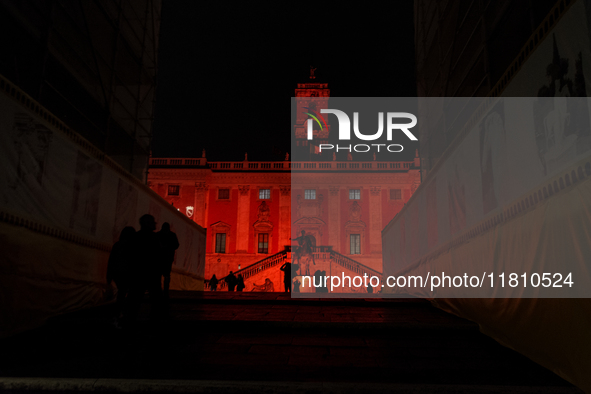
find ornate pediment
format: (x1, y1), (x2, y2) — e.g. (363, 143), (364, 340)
(293, 217), (326, 226)
(345, 220), (366, 229)
(253, 220), (273, 232)
(210, 221), (231, 231)
(293, 217), (325, 239)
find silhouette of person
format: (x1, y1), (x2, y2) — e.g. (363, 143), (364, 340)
(225, 271), (237, 291)
(107, 226), (136, 320)
(280, 262), (292, 292)
(314, 270), (328, 293)
(367, 283), (373, 293)
(321, 270), (328, 293)
(293, 278), (301, 293)
(126, 214), (163, 321)
(314, 270), (323, 293)
(209, 274), (219, 291)
(236, 274), (245, 292)
(157, 222), (179, 299)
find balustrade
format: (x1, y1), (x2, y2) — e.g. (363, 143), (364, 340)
(211, 246), (384, 290)
(150, 159), (415, 172)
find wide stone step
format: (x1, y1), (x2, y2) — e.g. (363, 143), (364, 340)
(0, 378), (582, 394)
(0, 292), (580, 393)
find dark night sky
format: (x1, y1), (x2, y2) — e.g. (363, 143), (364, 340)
(152, 2), (416, 161)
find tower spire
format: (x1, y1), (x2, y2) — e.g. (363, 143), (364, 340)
(309, 66), (317, 80)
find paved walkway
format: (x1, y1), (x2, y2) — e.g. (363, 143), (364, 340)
(0, 292), (581, 393)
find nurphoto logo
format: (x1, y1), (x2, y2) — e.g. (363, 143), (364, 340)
(305, 109), (418, 153)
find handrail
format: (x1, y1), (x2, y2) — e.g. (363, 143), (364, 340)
(329, 250), (383, 282)
(217, 249), (288, 289)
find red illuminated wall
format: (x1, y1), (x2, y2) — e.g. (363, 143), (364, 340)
(148, 161), (420, 281)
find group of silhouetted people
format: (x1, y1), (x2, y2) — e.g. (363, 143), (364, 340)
(208, 271), (245, 291)
(313, 270), (328, 293)
(107, 214), (179, 327)
(209, 263), (298, 293)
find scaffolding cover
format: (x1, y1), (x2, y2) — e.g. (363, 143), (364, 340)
(0, 83), (205, 337)
(383, 0), (591, 389)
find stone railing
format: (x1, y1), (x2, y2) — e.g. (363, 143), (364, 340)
(149, 158), (416, 172)
(217, 249), (289, 290)
(329, 250), (383, 283)
(149, 157), (207, 166)
(210, 245), (384, 290)
(211, 161), (415, 171)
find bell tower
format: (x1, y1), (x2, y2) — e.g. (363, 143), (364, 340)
(294, 67), (330, 149)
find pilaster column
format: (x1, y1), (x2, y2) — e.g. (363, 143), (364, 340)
(279, 185), (291, 250)
(236, 185), (251, 253)
(329, 186), (340, 251)
(369, 186), (382, 254)
(194, 182), (208, 227)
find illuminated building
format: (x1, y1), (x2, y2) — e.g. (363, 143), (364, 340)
(148, 77), (420, 289)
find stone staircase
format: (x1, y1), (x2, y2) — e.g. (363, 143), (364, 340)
(218, 248), (290, 290)
(217, 246), (384, 293)
(0, 292), (580, 393)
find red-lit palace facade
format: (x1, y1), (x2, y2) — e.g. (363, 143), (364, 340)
(148, 80), (420, 287)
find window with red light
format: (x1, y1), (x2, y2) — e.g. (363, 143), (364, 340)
(258, 233), (269, 254)
(168, 185), (180, 196)
(215, 233), (226, 253)
(390, 189), (402, 200)
(350, 234), (360, 254)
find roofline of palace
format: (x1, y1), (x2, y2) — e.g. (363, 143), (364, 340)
(148, 158), (420, 173)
